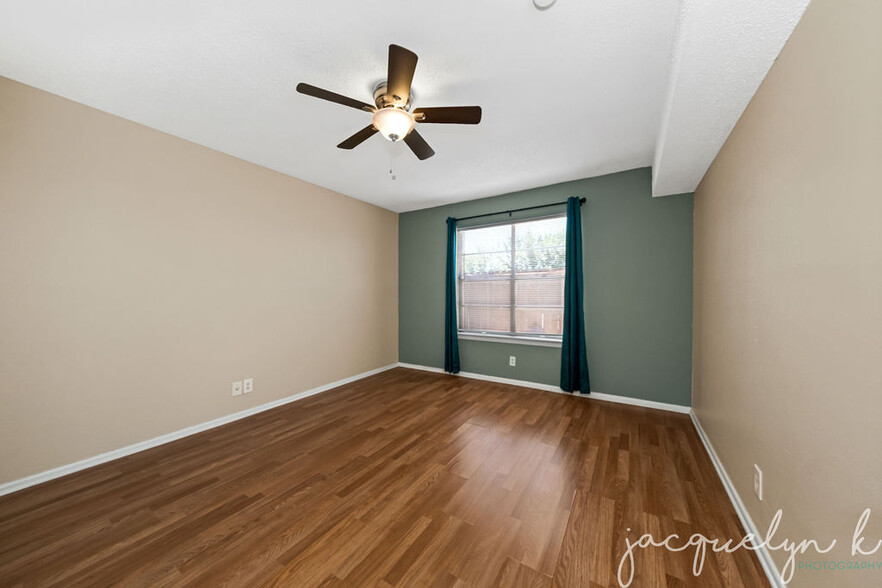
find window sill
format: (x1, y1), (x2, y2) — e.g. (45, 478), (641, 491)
(458, 332), (562, 348)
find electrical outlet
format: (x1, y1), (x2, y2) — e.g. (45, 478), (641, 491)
(509, 356), (516, 367)
(232, 381), (243, 397)
(243, 378), (253, 394)
(753, 464), (763, 501)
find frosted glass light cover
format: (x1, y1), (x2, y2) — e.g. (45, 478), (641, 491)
(372, 107), (415, 142)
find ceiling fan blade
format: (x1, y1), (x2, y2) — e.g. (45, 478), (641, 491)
(296, 83), (375, 113)
(337, 125), (379, 150)
(387, 44), (418, 105)
(403, 129), (435, 160)
(414, 106), (482, 125)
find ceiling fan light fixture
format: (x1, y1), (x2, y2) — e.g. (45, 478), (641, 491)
(297, 44), (481, 159)
(372, 107), (415, 142)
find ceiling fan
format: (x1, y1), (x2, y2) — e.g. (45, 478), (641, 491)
(296, 44), (482, 160)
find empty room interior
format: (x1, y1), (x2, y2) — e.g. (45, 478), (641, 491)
(1, 0), (880, 586)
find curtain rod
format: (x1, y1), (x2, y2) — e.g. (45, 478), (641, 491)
(453, 197), (586, 223)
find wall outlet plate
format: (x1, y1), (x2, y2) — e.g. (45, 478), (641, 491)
(753, 464), (763, 501)
(243, 378), (253, 394)
(509, 356), (516, 367)
(232, 381), (243, 397)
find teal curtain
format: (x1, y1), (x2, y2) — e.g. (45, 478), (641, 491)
(444, 217), (461, 373)
(560, 197), (590, 392)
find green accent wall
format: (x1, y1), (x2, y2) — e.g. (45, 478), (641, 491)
(399, 167), (693, 406)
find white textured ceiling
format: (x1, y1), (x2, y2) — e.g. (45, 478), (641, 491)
(0, 1), (808, 212)
(652, 0), (811, 197)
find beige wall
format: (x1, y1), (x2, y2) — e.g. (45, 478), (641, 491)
(0, 77), (398, 485)
(693, 0), (881, 585)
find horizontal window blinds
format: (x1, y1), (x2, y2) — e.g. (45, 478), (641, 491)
(458, 215), (566, 338)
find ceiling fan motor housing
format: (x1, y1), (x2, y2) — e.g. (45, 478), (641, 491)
(373, 81), (413, 111)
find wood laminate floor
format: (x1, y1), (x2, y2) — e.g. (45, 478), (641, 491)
(0, 368), (768, 587)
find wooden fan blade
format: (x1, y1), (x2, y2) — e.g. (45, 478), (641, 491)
(337, 125), (379, 150)
(413, 106), (482, 125)
(296, 83), (375, 113)
(387, 44), (418, 105)
(403, 129), (435, 160)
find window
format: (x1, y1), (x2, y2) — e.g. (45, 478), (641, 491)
(457, 215), (566, 343)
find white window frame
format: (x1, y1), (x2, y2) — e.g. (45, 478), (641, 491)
(456, 213), (566, 348)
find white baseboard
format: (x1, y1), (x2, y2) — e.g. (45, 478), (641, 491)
(0, 363), (398, 498)
(689, 410), (783, 588)
(396, 362), (691, 414)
